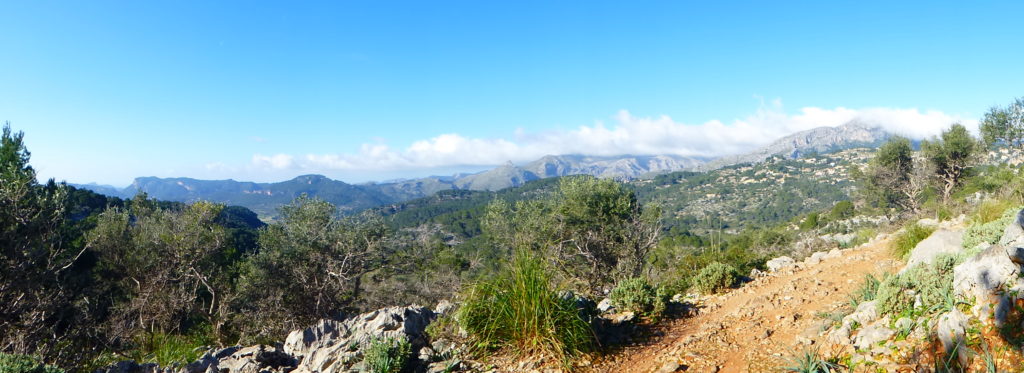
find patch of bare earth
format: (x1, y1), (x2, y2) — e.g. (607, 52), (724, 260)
(587, 239), (901, 373)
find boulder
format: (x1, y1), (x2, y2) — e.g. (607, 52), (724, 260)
(804, 251), (828, 266)
(937, 309), (970, 367)
(597, 298), (615, 313)
(901, 228), (963, 272)
(853, 318), (895, 350)
(284, 305), (436, 373)
(954, 243), (1024, 326)
(999, 209), (1024, 262)
(766, 256), (795, 272)
(433, 299), (455, 316)
(845, 300), (879, 326)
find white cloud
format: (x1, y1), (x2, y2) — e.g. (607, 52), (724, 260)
(252, 153), (295, 169)
(250, 104), (976, 172)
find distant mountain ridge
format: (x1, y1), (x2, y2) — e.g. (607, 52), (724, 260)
(696, 121), (890, 171)
(74, 121), (892, 218)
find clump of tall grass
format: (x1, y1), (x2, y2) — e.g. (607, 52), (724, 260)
(889, 223), (935, 259)
(456, 251), (593, 366)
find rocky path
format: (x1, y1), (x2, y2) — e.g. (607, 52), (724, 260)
(588, 238), (901, 373)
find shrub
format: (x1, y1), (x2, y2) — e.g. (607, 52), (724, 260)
(799, 213), (820, 230)
(889, 223), (935, 259)
(963, 205), (1021, 251)
(363, 337), (411, 373)
(691, 262), (740, 294)
(456, 252), (593, 365)
(876, 254), (961, 317)
(829, 200), (855, 221)
(0, 354), (64, 373)
(608, 277), (667, 320)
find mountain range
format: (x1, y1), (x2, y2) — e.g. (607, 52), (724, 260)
(73, 121), (891, 219)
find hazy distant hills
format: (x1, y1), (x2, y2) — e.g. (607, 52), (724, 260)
(74, 121), (892, 218)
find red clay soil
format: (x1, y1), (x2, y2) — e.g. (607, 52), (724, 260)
(586, 239), (902, 373)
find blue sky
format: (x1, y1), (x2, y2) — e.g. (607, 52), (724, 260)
(1, 1), (1022, 185)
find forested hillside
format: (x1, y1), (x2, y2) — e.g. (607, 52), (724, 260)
(5, 96), (1024, 373)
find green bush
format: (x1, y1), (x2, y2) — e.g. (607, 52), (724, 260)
(963, 205), (1021, 251)
(799, 213), (820, 230)
(829, 200), (855, 221)
(0, 354), (64, 373)
(363, 337), (411, 373)
(608, 277), (667, 320)
(456, 252), (593, 365)
(876, 254), (961, 317)
(889, 223), (935, 259)
(691, 262), (740, 294)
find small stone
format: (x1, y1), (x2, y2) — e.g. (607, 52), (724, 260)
(656, 360), (681, 373)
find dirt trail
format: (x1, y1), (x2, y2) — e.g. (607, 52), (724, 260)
(588, 238), (901, 373)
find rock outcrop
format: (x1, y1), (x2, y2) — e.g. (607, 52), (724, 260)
(901, 228), (963, 272)
(765, 256), (796, 272)
(97, 305), (446, 373)
(283, 306), (435, 373)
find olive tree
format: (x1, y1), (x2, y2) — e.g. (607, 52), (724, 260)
(980, 97), (1024, 149)
(484, 176), (660, 295)
(0, 123), (81, 362)
(856, 136), (927, 213)
(922, 123), (979, 203)
(89, 199), (232, 342)
(234, 196), (385, 340)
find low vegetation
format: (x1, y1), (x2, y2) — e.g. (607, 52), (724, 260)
(963, 203), (1021, 250)
(0, 354), (64, 373)
(456, 252), (593, 365)
(691, 261), (740, 294)
(889, 223), (936, 259)
(608, 277), (667, 320)
(875, 254), (960, 317)
(363, 337), (411, 373)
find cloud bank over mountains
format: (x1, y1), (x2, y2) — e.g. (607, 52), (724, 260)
(251, 104), (975, 173)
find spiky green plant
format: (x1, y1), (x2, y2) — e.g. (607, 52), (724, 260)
(847, 273), (881, 308)
(363, 337), (411, 373)
(782, 347), (842, 372)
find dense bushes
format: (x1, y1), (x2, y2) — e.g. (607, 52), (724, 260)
(608, 278), (667, 320)
(876, 254), (960, 317)
(889, 224), (935, 259)
(456, 253), (593, 365)
(691, 262), (740, 294)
